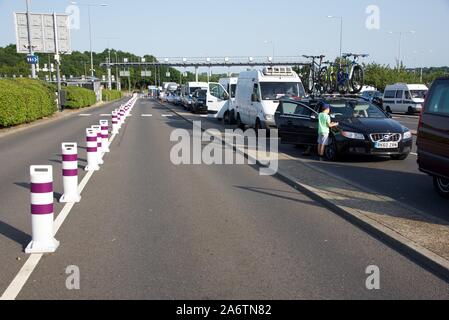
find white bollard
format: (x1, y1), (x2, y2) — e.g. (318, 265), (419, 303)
(116, 109), (122, 129)
(119, 108), (126, 124)
(60, 143), (81, 203)
(85, 128), (100, 171)
(91, 125), (104, 165)
(112, 111), (119, 134)
(100, 120), (110, 152)
(25, 166), (60, 254)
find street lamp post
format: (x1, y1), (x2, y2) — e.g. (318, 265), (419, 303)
(327, 16), (343, 68)
(71, 2), (108, 81)
(388, 30), (416, 72)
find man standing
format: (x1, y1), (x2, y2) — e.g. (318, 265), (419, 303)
(318, 102), (339, 160)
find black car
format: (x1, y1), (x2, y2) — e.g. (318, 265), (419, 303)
(274, 97), (413, 161)
(191, 89), (207, 114)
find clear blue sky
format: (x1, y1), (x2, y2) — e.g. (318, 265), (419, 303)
(1, 0), (448, 69)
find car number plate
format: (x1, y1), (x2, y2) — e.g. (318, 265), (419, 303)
(375, 142), (398, 149)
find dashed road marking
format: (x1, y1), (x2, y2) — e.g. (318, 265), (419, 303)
(79, 114), (92, 117)
(141, 114), (153, 117)
(162, 114), (173, 117)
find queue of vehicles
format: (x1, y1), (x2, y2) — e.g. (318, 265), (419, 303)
(157, 67), (448, 199)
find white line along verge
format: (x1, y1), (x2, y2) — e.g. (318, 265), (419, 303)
(0, 130), (120, 301)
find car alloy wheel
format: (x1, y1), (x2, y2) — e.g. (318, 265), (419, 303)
(325, 136), (338, 161)
(434, 177), (449, 199)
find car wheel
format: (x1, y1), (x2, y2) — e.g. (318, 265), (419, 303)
(325, 136), (339, 161)
(386, 106), (392, 114)
(434, 176), (449, 199)
(391, 154), (409, 161)
(255, 118), (261, 136)
(408, 107), (415, 115)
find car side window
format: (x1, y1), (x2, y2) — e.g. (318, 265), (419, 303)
(384, 90), (396, 99)
(253, 83), (260, 99)
(405, 91), (412, 100)
(294, 104), (312, 117)
(282, 102), (297, 115)
(396, 90), (404, 99)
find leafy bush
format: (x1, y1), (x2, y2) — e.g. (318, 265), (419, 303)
(0, 78), (57, 128)
(102, 89), (122, 102)
(63, 86), (96, 109)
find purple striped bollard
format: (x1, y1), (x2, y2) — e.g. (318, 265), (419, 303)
(112, 111), (119, 134)
(91, 125), (104, 165)
(119, 108), (126, 125)
(25, 166), (60, 254)
(100, 120), (110, 153)
(85, 128), (100, 171)
(116, 109), (123, 129)
(60, 143), (81, 203)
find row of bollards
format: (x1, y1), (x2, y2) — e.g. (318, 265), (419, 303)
(25, 96), (138, 254)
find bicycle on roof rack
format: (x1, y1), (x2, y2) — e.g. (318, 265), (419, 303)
(302, 55), (329, 95)
(336, 53), (369, 94)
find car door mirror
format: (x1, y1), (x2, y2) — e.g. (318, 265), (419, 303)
(310, 114), (318, 121)
(223, 92), (229, 100)
(251, 93), (260, 102)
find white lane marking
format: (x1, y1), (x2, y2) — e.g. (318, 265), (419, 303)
(0, 254), (43, 300)
(100, 114), (111, 117)
(1, 125), (121, 300)
(79, 114), (92, 117)
(141, 114), (153, 117)
(200, 115), (208, 118)
(411, 152), (418, 156)
(162, 114), (173, 117)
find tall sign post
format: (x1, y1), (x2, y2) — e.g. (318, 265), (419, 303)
(14, 11), (71, 111)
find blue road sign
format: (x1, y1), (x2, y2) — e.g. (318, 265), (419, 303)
(26, 55), (39, 65)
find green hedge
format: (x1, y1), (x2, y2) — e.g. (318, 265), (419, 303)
(0, 78), (57, 128)
(102, 89), (122, 102)
(63, 86), (96, 109)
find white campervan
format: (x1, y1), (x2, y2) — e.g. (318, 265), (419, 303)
(219, 77), (238, 123)
(181, 82), (208, 110)
(234, 66), (305, 129)
(383, 83), (428, 114)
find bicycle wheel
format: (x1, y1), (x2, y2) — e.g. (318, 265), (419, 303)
(337, 71), (348, 94)
(350, 65), (364, 93)
(319, 67), (328, 94)
(307, 69), (314, 94)
(328, 72), (337, 94)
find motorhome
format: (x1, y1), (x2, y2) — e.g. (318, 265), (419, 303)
(181, 82), (208, 110)
(383, 83), (428, 114)
(234, 66), (306, 129)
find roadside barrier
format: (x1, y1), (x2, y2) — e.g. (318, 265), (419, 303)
(119, 108), (125, 125)
(100, 120), (110, 153)
(25, 165), (60, 254)
(85, 128), (100, 171)
(91, 125), (104, 165)
(59, 143), (81, 203)
(112, 111), (119, 134)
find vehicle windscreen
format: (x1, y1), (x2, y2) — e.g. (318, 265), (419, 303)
(260, 82), (305, 100)
(198, 90), (207, 98)
(330, 102), (386, 119)
(410, 90), (427, 99)
(190, 87), (202, 94)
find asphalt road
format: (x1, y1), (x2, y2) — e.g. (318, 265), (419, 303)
(162, 103), (449, 223)
(1, 99), (447, 299)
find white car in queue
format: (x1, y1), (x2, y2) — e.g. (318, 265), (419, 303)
(234, 66), (306, 130)
(181, 82), (208, 110)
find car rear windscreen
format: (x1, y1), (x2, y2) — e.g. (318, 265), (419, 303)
(425, 80), (449, 115)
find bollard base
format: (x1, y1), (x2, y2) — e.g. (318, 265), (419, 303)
(25, 238), (60, 254)
(59, 194), (81, 204)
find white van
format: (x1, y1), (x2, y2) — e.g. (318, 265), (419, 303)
(234, 66), (306, 129)
(219, 77), (238, 123)
(206, 82), (230, 120)
(383, 83), (428, 114)
(181, 82), (208, 110)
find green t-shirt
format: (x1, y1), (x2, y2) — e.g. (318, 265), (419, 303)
(318, 112), (331, 135)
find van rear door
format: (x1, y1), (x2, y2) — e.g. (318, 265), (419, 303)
(418, 78), (449, 178)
